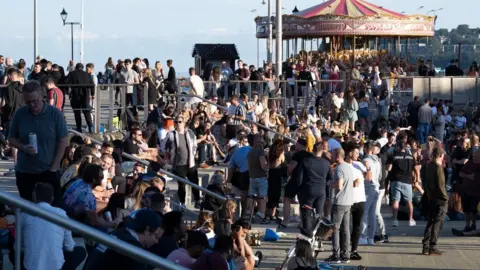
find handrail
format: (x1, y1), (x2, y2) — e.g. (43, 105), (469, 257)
(165, 198), (199, 217)
(0, 191), (186, 270)
(68, 129), (227, 202)
(179, 94), (297, 143)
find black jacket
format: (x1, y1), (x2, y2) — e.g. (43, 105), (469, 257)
(294, 156), (332, 195)
(203, 184), (227, 212)
(1, 81), (24, 121)
(166, 67), (177, 93)
(445, 65), (464, 76)
(84, 228), (150, 270)
(64, 69), (94, 108)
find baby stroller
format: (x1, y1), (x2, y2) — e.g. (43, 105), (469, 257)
(278, 217), (334, 270)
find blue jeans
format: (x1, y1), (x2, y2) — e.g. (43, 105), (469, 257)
(417, 123), (430, 144)
(362, 185), (380, 239)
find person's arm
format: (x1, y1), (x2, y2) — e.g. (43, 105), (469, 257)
(51, 114), (69, 171)
(259, 154), (268, 171)
(240, 238), (255, 270)
(63, 226), (76, 252)
(8, 112), (36, 155)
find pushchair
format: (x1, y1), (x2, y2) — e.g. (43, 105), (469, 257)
(278, 217), (334, 270)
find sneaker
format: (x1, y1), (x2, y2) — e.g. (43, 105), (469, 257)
(359, 237), (368, 246)
(392, 220), (399, 227)
(367, 238), (375, 245)
(409, 219), (416, 227)
(452, 228), (465, 236)
(429, 249), (444, 256)
(382, 234), (389, 243)
(350, 251), (362, 261)
(340, 256), (351, 264)
(422, 246), (430, 255)
(463, 226), (472, 232)
(471, 224), (477, 231)
(260, 218), (270, 225)
(325, 255), (341, 264)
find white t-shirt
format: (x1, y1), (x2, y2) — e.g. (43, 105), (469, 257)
(352, 161), (366, 203)
(431, 106), (437, 116)
(189, 75), (205, 104)
(445, 114), (452, 123)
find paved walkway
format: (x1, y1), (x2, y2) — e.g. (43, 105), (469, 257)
(0, 160), (479, 270)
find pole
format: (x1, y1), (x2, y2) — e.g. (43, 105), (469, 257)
(34, 0), (38, 62)
(257, 38), (260, 67)
(80, 0), (84, 63)
(267, 0), (273, 63)
(275, 0), (282, 78)
(71, 23), (74, 62)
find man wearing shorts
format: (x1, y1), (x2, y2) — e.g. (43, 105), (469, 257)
(386, 141), (416, 227)
(247, 135), (268, 223)
(279, 139), (312, 228)
(227, 135), (251, 216)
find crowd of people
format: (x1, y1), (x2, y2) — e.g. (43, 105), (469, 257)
(0, 53), (479, 270)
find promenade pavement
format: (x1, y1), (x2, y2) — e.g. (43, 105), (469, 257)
(0, 160), (479, 270)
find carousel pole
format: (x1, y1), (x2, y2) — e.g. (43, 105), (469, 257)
(275, 0), (283, 78)
(353, 35), (356, 66)
(267, 0), (273, 63)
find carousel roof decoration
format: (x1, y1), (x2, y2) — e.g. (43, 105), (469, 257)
(192, 44), (240, 59)
(292, 6), (299, 13)
(293, 0), (405, 18)
(254, 0), (435, 38)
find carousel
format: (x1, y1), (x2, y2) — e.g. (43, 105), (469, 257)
(254, 0), (436, 65)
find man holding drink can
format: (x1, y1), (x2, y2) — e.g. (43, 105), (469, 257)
(8, 80), (68, 203)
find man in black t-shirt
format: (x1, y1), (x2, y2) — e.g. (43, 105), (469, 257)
(386, 141), (416, 228)
(279, 139), (313, 229)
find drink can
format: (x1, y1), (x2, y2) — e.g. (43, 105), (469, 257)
(29, 133), (38, 154)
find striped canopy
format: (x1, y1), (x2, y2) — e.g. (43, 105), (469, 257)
(294, 0), (406, 18)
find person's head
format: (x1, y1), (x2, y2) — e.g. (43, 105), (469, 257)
(424, 99), (430, 105)
(223, 199), (237, 220)
(295, 239), (316, 265)
(237, 60), (243, 69)
(167, 59), (173, 67)
(344, 142), (360, 162)
(163, 211), (186, 239)
(396, 140), (406, 151)
(0, 55), (3, 64)
(186, 230), (210, 259)
(231, 218), (251, 239)
(149, 192), (166, 214)
(75, 63), (84, 71)
(188, 67), (195, 76)
(253, 134), (265, 149)
(213, 235), (234, 261)
(333, 148), (345, 164)
(174, 116), (186, 131)
(230, 95), (239, 106)
(387, 132), (396, 145)
(32, 182), (54, 204)
(44, 77), (56, 89)
(82, 164), (104, 188)
(149, 177), (165, 193)
(86, 63), (94, 74)
(101, 142), (114, 155)
(7, 67), (20, 82)
(127, 209), (163, 248)
(432, 147), (445, 163)
(295, 138), (307, 152)
(100, 153), (113, 171)
(130, 127), (142, 142)
(23, 80), (44, 115)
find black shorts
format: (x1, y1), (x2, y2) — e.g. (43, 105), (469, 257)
(462, 194), (479, 214)
(284, 180), (299, 199)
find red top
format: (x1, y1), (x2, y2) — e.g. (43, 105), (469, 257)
(48, 87), (64, 112)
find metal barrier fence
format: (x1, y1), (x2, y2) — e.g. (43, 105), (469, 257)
(0, 191), (186, 270)
(68, 128), (227, 202)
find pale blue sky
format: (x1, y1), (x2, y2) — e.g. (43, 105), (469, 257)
(1, 0), (478, 72)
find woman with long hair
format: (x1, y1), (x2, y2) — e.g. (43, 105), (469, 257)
(104, 57), (115, 83)
(153, 61), (165, 81)
(286, 108), (299, 131)
(267, 139), (288, 221)
(203, 63), (214, 81)
(342, 89), (359, 134)
(209, 66), (223, 98)
(125, 181), (150, 211)
(143, 69), (158, 112)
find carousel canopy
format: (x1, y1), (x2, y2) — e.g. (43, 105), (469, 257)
(254, 0), (435, 38)
(295, 0), (405, 19)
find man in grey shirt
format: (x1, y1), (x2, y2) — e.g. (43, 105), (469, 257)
(417, 99), (432, 144)
(119, 59), (139, 117)
(8, 81), (68, 203)
(326, 143), (357, 264)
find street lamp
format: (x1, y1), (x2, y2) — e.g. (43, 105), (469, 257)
(263, 0), (273, 63)
(427, 8), (443, 16)
(60, 8), (81, 62)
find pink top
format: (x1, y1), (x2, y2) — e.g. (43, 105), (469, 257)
(166, 248), (196, 268)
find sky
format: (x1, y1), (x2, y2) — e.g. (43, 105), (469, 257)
(1, 0), (479, 73)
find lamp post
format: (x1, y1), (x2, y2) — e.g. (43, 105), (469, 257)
(427, 8), (443, 16)
(275, 0), (282, 78)
(34, 0), (38, 63)
(60, 8), (81, 62)
(262, 0), (273, 63)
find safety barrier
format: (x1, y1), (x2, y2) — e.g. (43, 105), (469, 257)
(0, 191), (186, 270)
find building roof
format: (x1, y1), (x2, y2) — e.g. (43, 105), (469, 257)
(294, 0), (406, 18)
(192, 44), (240, 60)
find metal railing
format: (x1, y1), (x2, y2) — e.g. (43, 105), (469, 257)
(0, 191), (186, 270)
(68, 129), (227, 202)
(177, 94), (297, 143)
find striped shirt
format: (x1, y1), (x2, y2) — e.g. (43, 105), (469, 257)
(227, 104), (246, 126)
